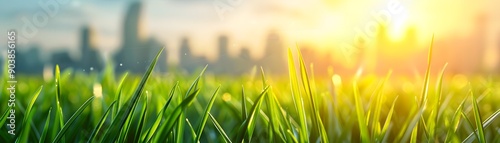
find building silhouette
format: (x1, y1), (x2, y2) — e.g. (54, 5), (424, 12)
(179, 37), (208, 73)
(114, 1), (166, 73)
(79, 26), (104, 72)
(259, 31), (286, 74)
(17, 45), (44, 74)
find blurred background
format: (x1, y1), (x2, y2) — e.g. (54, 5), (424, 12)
(0, 0), (499, 76)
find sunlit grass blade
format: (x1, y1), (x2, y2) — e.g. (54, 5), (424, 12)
(463, 108), (500, 143)
(429, 63), (448, 141)
(113, 73), (128, 119)
(101, 48), (163, 142)
(353, 80), (370, 143)
(236, 86), (269, 142)
(444, 97), (468, 143)
(52, 96), (95, 143)
(186, 118), (197, 142)
(142, 82), (178, 142)
(176, 65), (207, 142)
(287, 48), (308, 143)
(380, 96), (398, 141)
(153, 89), (201, 141)
(87, 101), (116, 143)
(296, 47), (328, 143)
(52, 65), (65, 141)
(39, 108), (52, 143)
(471, 90), (486, 143)
(241, 85), (248, 120)
(196, 86), (221, 142)
(209, 113), (232, 143)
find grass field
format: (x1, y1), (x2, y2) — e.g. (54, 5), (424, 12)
(1, 46), (500, 143)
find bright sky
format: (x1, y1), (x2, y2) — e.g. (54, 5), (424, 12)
(0, 0), (498, 63)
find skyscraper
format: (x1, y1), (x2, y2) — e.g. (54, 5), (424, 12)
(260, 31), (286, 74)
(114, 1), (166, 73)
(80, 26), (103, 72)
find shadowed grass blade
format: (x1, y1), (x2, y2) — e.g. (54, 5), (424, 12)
(52, 96), (95, 143)
(209, 113), (232, 143)
(16, 86), (43, 143)
(39, 108), (52, 143)
(87, 101), (116, 143)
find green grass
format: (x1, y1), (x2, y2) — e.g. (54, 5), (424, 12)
(1, 42), (500, 143)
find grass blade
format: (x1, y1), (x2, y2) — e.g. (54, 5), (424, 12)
(16, 86), (43, 143)
(196, 86), (221, 142)
(39, 108), (52, 143)
(52, 96), (95, 143)
(209, 113), (232, 143)
(101, 48), (163, 142)
(287, 48), (308, 143)
(236, 86), (269, 142)
(471, 91), (486, 143)
(87, 101), (117, 143)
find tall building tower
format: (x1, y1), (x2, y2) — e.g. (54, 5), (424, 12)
(80, 26), (103, 72)
(214, 35), (233, 74)
(260, 31), (286, 74)
(217, 35), (230, 63)
(113, 1), (166, 73)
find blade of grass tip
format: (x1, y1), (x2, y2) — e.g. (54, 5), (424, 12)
(118, 94), (145, 142)
(461, 109), (477, 141)
(463, 108), (500, 143)
(16, 86), (43, 143)
(0, 107), (12, 128)
(372, 70), (392, 140)
(287, 48), (308, 143)
(153, 89), (201, 141)
(353, 80), (370, 143)
(196, 86), (221, 142)
(141, 82), (178, 142)
(429, 63), (448, 141)
(241, 85), (248, 120)
(114, 73), (128, 119)
(134, 97), (149, 142)
(39, 108), (52, 143)
(186, 118), (197, 142)
(87, 101), (116, 143)
(260, 67), (286, 142)
(52, 96), (95, 143)
(287, 130), (299, 143)
(296, 47), (327, 143)
(471, 90), (486, 143)
(101, 48), (163, 142)
(420, 34), (434, 108)
(236, 86), (270, 143)
(379, 96), (398, 142)
(53, 65), (65, 141)
(175, 65), (207, 143)
(209, 113), (232, 143)
(444, 96), (468, 143)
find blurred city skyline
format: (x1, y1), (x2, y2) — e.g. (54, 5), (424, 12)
(1, 0), (500, 75)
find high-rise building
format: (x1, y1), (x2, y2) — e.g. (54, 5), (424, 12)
(260, 31), (286, 74)
(114, 1), (166, 73)
(80, 26), (104, 72)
